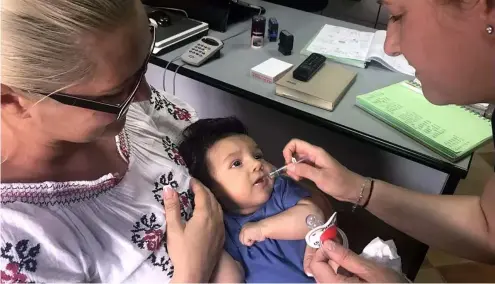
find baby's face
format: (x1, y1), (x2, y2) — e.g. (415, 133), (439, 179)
(207, 135), (274, 214)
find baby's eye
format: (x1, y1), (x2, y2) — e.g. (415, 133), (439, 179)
(231, 160), (242, 168)
(254, 153), (264, 160)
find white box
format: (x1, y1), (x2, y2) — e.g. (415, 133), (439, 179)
(250, 58), (294, 84)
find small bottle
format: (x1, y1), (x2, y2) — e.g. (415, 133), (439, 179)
(268, 18), (278, 42)
(251, 15), (266, 48)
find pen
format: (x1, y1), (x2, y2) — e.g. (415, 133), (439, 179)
(268, 157), (308, 178)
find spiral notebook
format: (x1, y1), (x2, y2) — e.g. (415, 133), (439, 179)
(356, 80), (493, 162)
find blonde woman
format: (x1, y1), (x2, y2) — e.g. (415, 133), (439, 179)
(284, 0), (495, 282)
(0, 0), (241, 282)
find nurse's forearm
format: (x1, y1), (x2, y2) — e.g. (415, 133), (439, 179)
(365, 179), (495, 263)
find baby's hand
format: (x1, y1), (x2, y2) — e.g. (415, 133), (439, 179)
(239, 222), (265, 246)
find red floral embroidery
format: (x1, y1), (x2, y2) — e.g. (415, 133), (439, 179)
(143, 230), (163, 251)
(152, 172), (194, 221)
(170, 148), (185, 166)
(179, 190), (194, 221)
(130, 213), (174, 274)
(131, 213), (163, 251)
(152, 172), (179, 204)
(173, 107), (192, 122)
(180, 195), (189, 208)
(1, 240), (40, 283)
(1, 263), (28, 283)
(149, 86), (192, 122)
(162, 137), (186, 166)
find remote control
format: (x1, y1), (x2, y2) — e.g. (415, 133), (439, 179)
(292, 53), (326, 82)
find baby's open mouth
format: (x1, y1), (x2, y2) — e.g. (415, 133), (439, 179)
(254, 176), (265, 185)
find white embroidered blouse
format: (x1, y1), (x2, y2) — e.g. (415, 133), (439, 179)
(0, 86), (197, 283)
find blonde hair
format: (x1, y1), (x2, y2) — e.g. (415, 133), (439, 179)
(1, 0), (137, 94)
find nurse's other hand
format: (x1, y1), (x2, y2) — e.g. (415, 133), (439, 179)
(164, 178), (225, 283)
(303, 245), (317, 277)
(310, 240), (408, 283)
(283, 139), (365, 203)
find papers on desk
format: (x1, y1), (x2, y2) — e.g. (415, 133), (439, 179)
(301, 24), (416, 77)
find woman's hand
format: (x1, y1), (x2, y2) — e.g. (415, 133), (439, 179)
(309, 240), (408, 283)
(303, 245), (317, 277)
(283, 139), (365, 203)
(164, 178), (225, 283)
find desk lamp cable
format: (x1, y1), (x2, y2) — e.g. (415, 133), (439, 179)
(162, 55), (180, 92)
(163, 27), (252, 95)
(172, 62), (187, 96)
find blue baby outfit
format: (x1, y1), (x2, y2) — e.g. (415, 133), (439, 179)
(223, 176), (315, 283)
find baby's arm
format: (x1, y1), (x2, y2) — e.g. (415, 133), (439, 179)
(239, 197), (324, 246)
(210, 250), (244, 283)
(259, 197), (324, 240)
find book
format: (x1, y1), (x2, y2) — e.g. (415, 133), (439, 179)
(355, 80), (493, 162)
(275, 62), (357, 111)
(250, 58), (293, 84)
(301, 24), (415, 76)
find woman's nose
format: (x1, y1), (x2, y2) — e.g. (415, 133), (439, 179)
(133, 78), (152, 103)
(384, 23), (402, 57)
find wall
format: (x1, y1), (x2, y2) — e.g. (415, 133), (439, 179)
(322, 0), (389, 29)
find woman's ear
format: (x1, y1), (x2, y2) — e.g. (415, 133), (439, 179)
(1, 84), (31, 118)
(479, 0), (495, 22)
(488, 1), (495, 33)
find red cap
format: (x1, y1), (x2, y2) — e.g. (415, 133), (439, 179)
(320, 225), (338, 244)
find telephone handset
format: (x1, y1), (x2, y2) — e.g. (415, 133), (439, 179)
(181, 36), (224, 66)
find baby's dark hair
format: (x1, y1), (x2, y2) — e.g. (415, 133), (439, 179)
(178, 116), (248, 189)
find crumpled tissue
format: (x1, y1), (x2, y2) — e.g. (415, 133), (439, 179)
(360, 237), (402, 273)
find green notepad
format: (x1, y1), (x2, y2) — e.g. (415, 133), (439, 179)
(356, 81), (493, 162)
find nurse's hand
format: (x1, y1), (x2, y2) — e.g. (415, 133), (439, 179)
(282, 139), (365, 204)
(303, 245), (317, 277)
(309, 240), (408, 283)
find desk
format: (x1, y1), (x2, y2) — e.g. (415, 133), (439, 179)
(146, 0), (472, 280)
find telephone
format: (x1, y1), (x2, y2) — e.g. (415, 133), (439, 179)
(181, 36), (224, 66)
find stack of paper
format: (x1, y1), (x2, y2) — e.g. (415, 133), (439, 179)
(301, 24), (415, 76)
(356, 81), (492, 161)
(250, 58), (293, 84)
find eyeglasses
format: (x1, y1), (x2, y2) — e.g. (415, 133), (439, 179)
(37, 24), (156, 120)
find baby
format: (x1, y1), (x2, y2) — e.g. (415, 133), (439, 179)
(178, 116), (324, 283)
